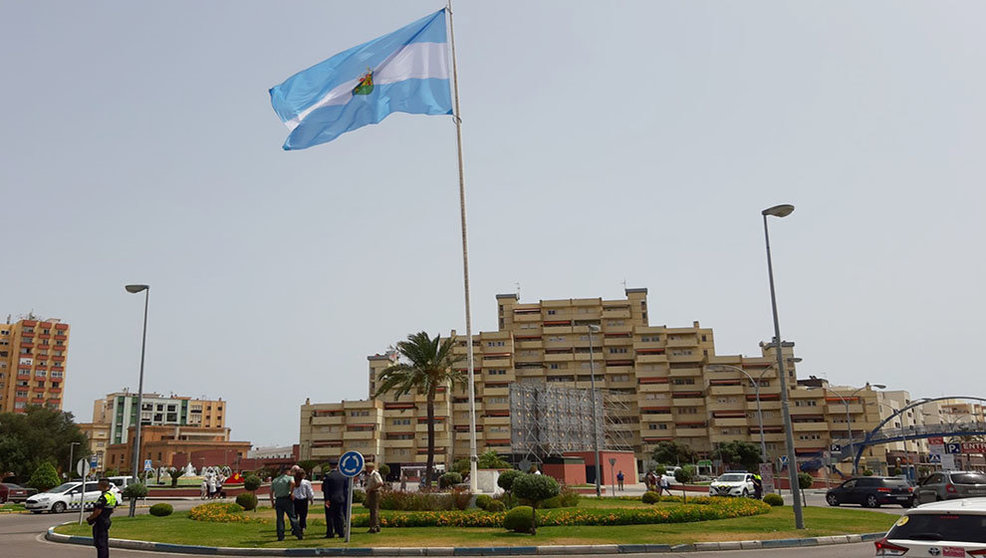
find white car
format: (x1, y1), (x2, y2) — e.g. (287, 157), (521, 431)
(875, 497), (986, 556)
(24, 481), (121, 514)
(709, 472), (757, 497)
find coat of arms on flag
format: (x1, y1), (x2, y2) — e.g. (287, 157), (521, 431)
(353, 68), (374, 95)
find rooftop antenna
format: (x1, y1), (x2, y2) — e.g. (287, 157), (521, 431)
(621, 278), (628, 291)
(515, 282), (521, 299)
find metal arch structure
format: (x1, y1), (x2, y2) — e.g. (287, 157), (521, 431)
(851, 396), (986, 472)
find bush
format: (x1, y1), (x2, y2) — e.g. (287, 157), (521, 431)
(486, 500), (506, 513)
(235, 492), (258, 511)
(440, 471), (463, 489)
(798, 472), (814, 490)
(642, 491), (661, 504)
(513, 474), (560, 507)
(243, 474), (261, 492)
(862, 469), (874, 476)
(475, 494), (494, 510)
(378, 464), (391, 478)
(27, 462), (60, 492)
(149, 503), (173, 517)
(123, 482), (148, 500)
(763, 493), (784, 507)
(654, 465), (667, 476)
(452, 458), (471, 476)
(674, 465), (695, 484)
(541, 485), (579, 508)
(497, 469), (521, 492)
(352, 489), (366, 504)
(503, 505), (534, 533)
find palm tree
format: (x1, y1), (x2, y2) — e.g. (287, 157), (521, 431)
(374, 331), (465, 486)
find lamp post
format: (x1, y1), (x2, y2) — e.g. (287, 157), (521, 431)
(125, 284), (150, 517)
(68, 441), (80, 480)
(826, 383), (886, 475)
(761, 203), (803, 529)
(587, 324), (602, 498)
(706, 364), (769, 464)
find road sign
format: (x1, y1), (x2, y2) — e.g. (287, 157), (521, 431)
(830, 443), (842, 453)
(941, 454), (956, 471)
(928, 454), (942, 464)
(144, 459), (153, 471)
(778, 455), (788, 466)
(339, 451), (365, 478)
(962, 442), (986, 453)
(759, 463), (775, 496)
(928, 437), (944, 445)
(946, 442), (962, 454)
(76, 458), (91, 477)
(90, 455), (98, 468)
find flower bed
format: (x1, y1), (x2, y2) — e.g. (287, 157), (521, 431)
(189, 502), (259, 523)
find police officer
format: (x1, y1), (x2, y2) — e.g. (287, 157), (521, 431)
(752, 473), (763, 500)
(86, 478), (116, 558)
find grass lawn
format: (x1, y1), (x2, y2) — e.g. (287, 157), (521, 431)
(55, 505), (896, 548)
(0, 503), (26, 513)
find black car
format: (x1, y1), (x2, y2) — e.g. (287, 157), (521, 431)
(825, 476), (914, 508)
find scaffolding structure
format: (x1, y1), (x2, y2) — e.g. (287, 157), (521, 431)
(509, 383), (635, 464)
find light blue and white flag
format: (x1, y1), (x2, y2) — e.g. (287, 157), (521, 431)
(270, 9), (452, 150)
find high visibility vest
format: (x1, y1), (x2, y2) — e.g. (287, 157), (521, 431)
(103, 491), (117, 507)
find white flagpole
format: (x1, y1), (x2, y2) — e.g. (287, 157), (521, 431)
(446, 0), (479, 493)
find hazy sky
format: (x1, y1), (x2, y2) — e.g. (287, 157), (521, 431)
(2, 1), (983, 446)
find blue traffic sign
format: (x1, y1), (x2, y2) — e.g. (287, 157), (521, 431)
(928, 454), (942, 463)
(339, 451), (365, 478)
(947, 442), (962, 454)
(830, 444), (842, 453)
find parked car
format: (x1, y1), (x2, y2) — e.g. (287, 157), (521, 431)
(915, 471), (986, 504)
(709, 472), (757, 497)
(24, 481), (120, 514)
(874, 497), (986, 556)
(0, 483), (37, 503)
(826, 476), (914, 508)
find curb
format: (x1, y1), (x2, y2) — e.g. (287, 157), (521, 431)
(45, 526), (885, 555)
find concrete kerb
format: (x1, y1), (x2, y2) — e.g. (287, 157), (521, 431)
(45, 526), (887, 556)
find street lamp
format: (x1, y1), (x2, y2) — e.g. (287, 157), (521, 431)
(760, 203), (803, 529)
(587, 324), (603, 498)
(824, 383), (886, 475)
(706, 364), (769, 464)
(125, 284), (150, 516)
(68, 441), (81, 479)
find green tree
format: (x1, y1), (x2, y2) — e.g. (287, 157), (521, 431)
(167, 467), (184, 488)
(27, 461), (60, 491)
(0, 405), (88, 482)
(651, 441), (696, 467)
(478, 450), (510, 469)
(511, 473), (560, 534)
(297, 460), (320, 476)
(374, 331), (464, 485)
(712, 441), (763, 471)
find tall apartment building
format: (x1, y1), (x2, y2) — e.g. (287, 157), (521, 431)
(0, 317), (70, 413)
(91, 391), (226, 445)
(300, 289), (903, 473)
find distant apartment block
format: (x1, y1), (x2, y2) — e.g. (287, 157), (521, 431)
(91, 391), (226, 445)
(0, 316), (70, 413)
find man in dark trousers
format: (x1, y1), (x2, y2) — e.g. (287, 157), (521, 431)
(322, 459), (349, 538)
(86, 478), (116, 558)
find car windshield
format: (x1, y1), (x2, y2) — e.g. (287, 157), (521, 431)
(889, 513), (986, 543)
(952, 473), (986, 484)
(47, 483), (77, 493)
(718, 474), (746, 482)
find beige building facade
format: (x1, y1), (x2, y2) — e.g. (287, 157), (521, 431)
(91, 391), (227, 446)
(0, 317), (70, 413)
(300, 289), (925, 473)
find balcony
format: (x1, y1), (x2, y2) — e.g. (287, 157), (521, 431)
(792, 422), (829, 432)
(383, 439), (415, 448)
(635, 354), (668, 365)
(708, 384), (746, 396)
(675, 426), (708, 437)
(602, 308), (631, 319)
(311, 416), (344, 426)
(54, 335), (67, 341)
(668, 366), (702, 377)
(672, 397), (705, 407)
(544, 352), (574, 362)
(666, 337), (697, 348)
(343, 431), (376, 440)
(711, 417), (750, 428)
(515, 340), (542, 350)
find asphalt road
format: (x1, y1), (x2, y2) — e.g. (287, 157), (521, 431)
(0, 497), (886, 558)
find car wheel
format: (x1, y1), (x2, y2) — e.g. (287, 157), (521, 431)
(826, 494), (840, 506)
(901, 500), (913, 509)
(865, 495), (880, 508)
(51, 502), (66, 514)
(742, 489), (749, 498)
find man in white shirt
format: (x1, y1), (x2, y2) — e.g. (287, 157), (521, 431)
(364, 463), (384, 533)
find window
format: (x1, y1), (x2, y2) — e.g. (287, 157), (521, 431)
(672, 378), (695, 385)
(547, 310), (556, 315)
(608, 347), (628, 354)
(677, 407), (699, 415)
(648, 423), (668, 430)
(794, 400), (818, 407)
(392, 418), (411, 426)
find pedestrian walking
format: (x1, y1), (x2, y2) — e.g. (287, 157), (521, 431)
(364, 462), (384, 533)
(207, 474), (216, 499)
(293, 469), (314, 532)
(399, 471), (407, 492)
(321, 459), (349, 538)
(200, 478), (208, 500)
(659, 474), (672, 496)
(85, 478), (116, 558)
(269, 464), (302, 541)
(617, 470), (625, 491)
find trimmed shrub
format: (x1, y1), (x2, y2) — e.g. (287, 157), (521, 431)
(798, 472), (814, 490)
(352, 489), (366, 504)
(123, 482), (148, 500)
(149, 503), (173, 517)
(541, 485), (579, 508)
(440, 471), (463, 489)
(475, 494), (494, 510)
(27, 462), (60, 492)
(497, 469), (522, 492)
(674, 465), (695, 484)
(763, 493), (784, 507)
(378, 463), (391, 478)
(243, 474), (262, 492)
(235, 492), (258, 511)
(513, 474), (560, 506)
(486, 500), (506, 513)
(641, 491), (661, 504)
(503, 505), (534, 533)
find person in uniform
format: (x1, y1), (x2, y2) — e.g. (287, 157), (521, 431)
(85, 478), (116, 558)
(364, 462), (384, 533)
(752, 473), (763, 500)
(268, 464), (302, 541)
(321, 459), (349, 538)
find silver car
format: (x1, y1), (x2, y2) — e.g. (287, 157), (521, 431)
(915, 471), (986, 504)
(875, 498), (986, 556)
